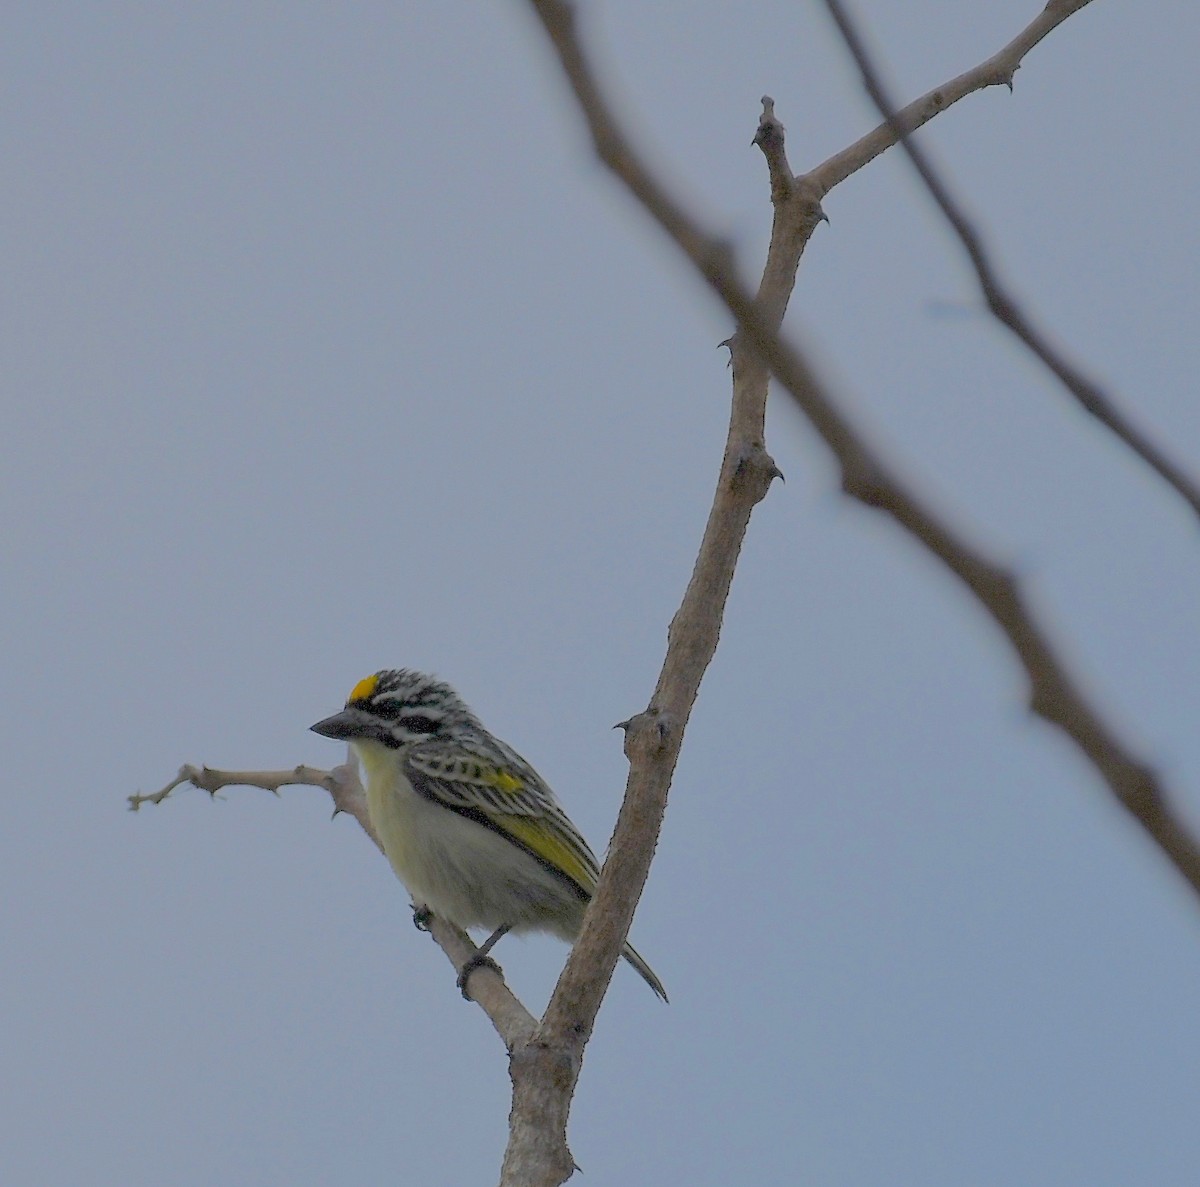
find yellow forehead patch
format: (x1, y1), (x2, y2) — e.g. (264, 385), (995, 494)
(347, 673), (380, 705)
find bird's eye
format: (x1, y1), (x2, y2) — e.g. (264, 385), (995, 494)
(368, 698), (441, 734)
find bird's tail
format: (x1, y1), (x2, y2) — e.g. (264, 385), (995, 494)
(622, 940), (668, 1002)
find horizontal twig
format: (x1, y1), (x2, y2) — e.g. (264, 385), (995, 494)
(130, 762), (537, 1049)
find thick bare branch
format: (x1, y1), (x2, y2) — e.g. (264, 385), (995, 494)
(524, 5), (1200, 1153)
(130, 763), (537, 1050)
(496, 5), (787, 1184)
(820, 0), (1200, 524)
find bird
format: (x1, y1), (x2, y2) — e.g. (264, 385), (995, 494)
(311, 668), (667, 1001)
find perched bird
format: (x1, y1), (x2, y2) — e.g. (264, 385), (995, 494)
(311, 668), (667, 1000)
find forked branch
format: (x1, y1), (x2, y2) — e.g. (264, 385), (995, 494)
(526, 0), (1200, 898)
(516, 12), (1200, 1183)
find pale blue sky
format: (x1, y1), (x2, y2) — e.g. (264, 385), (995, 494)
(3, 3), (1199, 1184)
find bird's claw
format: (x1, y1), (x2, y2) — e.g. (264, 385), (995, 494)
(456, 953), (502, 1000)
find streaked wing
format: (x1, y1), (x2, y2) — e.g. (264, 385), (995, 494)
(404, 741), (600, 894)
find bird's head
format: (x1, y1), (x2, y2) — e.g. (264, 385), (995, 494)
(311, 668), (476, 749)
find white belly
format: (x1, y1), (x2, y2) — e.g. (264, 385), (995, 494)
(354, 740), (583, 939)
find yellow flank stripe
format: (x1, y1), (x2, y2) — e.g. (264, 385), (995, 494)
(348, 673), (379, 704)
(500, 816), (592, 891)
(484, 767), (524, 794)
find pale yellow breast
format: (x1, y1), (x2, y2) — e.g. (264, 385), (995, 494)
(354, 740), (423, 885)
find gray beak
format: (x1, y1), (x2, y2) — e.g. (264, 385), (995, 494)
(311, 708), (371, 740)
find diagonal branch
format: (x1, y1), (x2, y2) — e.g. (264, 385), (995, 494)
(820, 0), (1200, 523)
(809, 0), (1097, 193)
(130, 764), (537, 1050)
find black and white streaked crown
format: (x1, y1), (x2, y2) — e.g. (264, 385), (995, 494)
(344, 668), (483, 743)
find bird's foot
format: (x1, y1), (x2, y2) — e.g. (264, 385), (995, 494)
(456, 953), (503, 1000)
(412, 905), (433, 932)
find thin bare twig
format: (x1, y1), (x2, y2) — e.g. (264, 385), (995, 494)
(128, 763), (356, 812)
(131, 764), (537, 1050)
(819, 0), (1200, 524)
(809, 0), (1097, 193)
